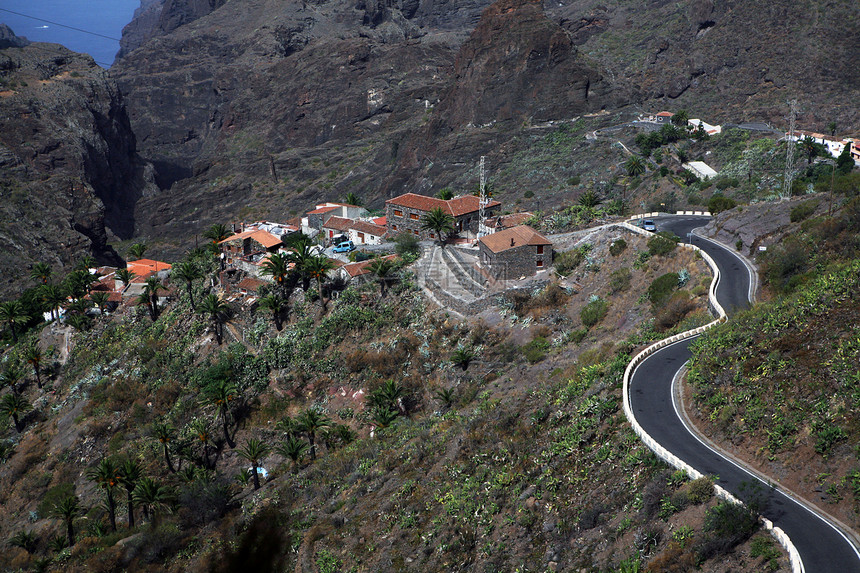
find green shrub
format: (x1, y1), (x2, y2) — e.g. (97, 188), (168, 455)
(609, 268), (631, 293)
(687, 477), (714, 504)
(647, 273), (679, 306)
(715, 177), (740, 190)
(394, 232), (420, 258)
(554, 244), (591, 275)
(708, 194), (737, 214)
(609, 239), (627, 256)
(703, 501), (758, 539)
(647, 232), (678, 257)
(567, 176), (581, 186)
(790, 199), (819, 223)
(581, 298), (609, 328)
(523, 190), (534, 198)
(522, 337), (550, 363)
(814, 424), (847, 455)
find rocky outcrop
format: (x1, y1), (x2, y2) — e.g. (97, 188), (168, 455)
(431, 0), (612, 133)
(0, 24), (30, 49)
(0, 43), (155, 294)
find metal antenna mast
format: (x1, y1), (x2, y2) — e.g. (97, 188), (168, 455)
(782, 99), (797, 200)
(478, 156), (489, 237)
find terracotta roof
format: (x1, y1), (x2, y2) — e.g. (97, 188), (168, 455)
(372, 216), (386, 226)
(237, 278), (266, 292)
(479, 225), (551, 253)
(127, 259), (172, 277)
(306, 205), (340, 215)
(386, 193), (501, 217)
(349, 220), (387, 236)
(656, 111), (673, 117)
(341, 255), (398, 278)
(322, 216), (353, 232)
(218, 229), (282, 249)
(486, 212), (534, 229)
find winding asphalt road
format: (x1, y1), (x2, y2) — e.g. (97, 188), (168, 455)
(628, 215), (860, 571)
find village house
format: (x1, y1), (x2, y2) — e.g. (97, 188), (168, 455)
(682, 161), (719, 180)
(338, 254), (398, 283)
(219, 228), (283, 275)
(301, 202), (369, 236)
(786, 130), (857, 162)
(385, 193), (501, 241)
(478, 225), (552, 281)
(321, 216), (389, 245)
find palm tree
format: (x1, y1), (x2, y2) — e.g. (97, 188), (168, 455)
(127, 243), (148, 260)
(799, 136), (819, 165)
(171, 261), (202, 310)
(286, 237), (315, 291)
(434, 387), (456, 409)
(132, 478), (173, 522)
(188, 418), (213, 469)
(118, 458), (142, 528)
(0, 300), (28, 342)
(199, 294), (231, 345)
(827, 121), (837, 137)
(51, 494), (80, 547)
(114, 268), (135, 287)
(1, 364), (25, 395)
(204, 379), (239, 448)
(625, 156), (646, 177)
(450, 347), (475, 371)
(368, 379), (405, 413)
(9, 530), (38, 553)
(0, 393), (30, 432)
(260, 253), (291, 296)
(421, 207), (455, 247)
(76, 255), (97, 271)
(24, 344), (43, 389)
(238, 438), (271, 490)
(30, 262), (53, 285)
(368, 256), (397, 297)
(671, 109), (689, 126)
(42, 284), (66, 321)
(343, 192), (363, 206)
(276, 436), (309, 473)
(304, 256), (335, 313)
(203, 223), (231, 245)
(86, 458), (122, 532)
(296, 408), (330, 461)
(436, 187), (455, 200)
(141, 276), (164, 320)
(371, 407), (399, 429)
(577, 190), (602, 209)
(65, 314), (92, 332)
(150, 421), (177, 473)
(257, 294), (287, 331)
(64, 269), (95, 300)
(90, 291), (110, 316)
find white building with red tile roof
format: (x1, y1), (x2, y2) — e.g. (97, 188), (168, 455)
(385, 193), (501, 241)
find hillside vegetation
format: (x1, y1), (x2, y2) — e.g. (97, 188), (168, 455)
(0, 228), (792, 572)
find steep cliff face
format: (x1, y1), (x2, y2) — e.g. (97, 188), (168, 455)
(0, 39), (156, 294)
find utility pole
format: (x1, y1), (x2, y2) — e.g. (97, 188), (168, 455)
(782, 99), (797, 200)
(478, 156), (490, 237)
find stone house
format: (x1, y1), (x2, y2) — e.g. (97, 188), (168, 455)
(219, 229), (283, 275)
(302, 202), (368, 235)
(478, 225), (552, 280)
(385, 193), (501, 241)
(320, 217), (388, 245)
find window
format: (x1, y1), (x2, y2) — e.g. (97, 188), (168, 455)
(536, 260), (543, 268)
(413, 229), (419, 236)
(409, 213), (419, 220)
(430, 233), (435, 239)
(394, 209), (403, 217)
(392, 224), (398, 230)
(536, 245), (544, 255)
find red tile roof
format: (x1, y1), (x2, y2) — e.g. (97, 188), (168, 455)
(479, 225), (551, 253)
(237, 277), (267, 292)
(372, 216), (386, 226)
(306, 205), (340, 215)
(127, 259), (172, 277)
(219, 229), (283, 249)
(657, 111), (673, 117)
(341, 255), (398, 278)
(386, 193), (501, 217)
(349, 220), (387, 236)
(321, 216), (353, 232)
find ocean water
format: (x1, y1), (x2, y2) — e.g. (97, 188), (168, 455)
(0, 0), (140, 67)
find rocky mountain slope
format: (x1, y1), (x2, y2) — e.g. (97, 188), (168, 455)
(106, 0), (858, 257)
(0, 33), (157, 293)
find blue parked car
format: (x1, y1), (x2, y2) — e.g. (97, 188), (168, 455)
(642, 220), (657, 232)
(332, 240), (356, 253)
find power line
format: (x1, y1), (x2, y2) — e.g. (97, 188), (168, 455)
(0, 7), (121, 42)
